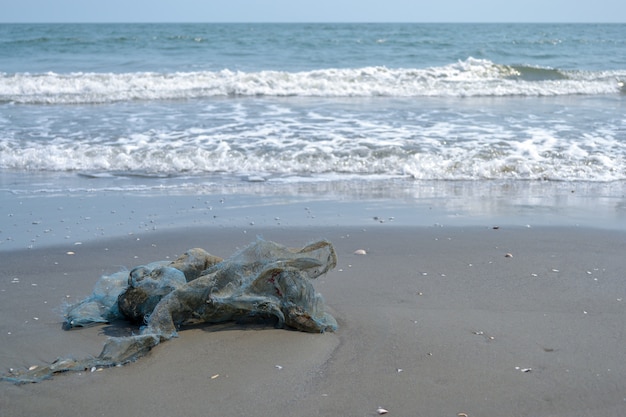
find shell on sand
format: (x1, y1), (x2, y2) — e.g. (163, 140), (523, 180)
(353, 249), (367, 255)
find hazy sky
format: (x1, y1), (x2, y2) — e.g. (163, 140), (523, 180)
(2, 0), (625, 23)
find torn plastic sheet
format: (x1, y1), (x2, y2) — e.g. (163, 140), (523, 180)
(2, 238), (337, 384)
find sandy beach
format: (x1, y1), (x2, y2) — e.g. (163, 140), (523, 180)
(2, 214), (626, 416)
(3, 19), (626, 417)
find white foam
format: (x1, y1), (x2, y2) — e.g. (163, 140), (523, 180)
(1, 122), (624, 182)
(1, 58), (624, 104)
(2, 61), (624, 183)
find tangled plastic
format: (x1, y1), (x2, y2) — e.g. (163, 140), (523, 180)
(3, 238), (337, 384)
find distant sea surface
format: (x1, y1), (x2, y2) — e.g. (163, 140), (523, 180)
(1, 23), (625, 197)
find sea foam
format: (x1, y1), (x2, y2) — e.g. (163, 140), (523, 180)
(1, 58), (623, 104)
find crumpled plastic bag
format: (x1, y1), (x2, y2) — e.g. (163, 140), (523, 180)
(2, 238), (337, 384)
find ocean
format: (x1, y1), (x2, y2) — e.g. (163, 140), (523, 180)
(1, 23), (626, 243)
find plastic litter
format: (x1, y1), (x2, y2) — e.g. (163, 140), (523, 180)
(2, 238), (337, 384)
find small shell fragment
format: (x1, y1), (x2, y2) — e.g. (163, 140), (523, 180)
(66, 251), (75, 255)
(505, 253), (513, 258)
(377, 407), (389, 415)
(210, 374), (219, 379)
(354, 249), (367, 255)
(28, 365), (38, 371)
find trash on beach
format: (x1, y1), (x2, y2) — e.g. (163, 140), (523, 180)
(2, 238), (338, 384)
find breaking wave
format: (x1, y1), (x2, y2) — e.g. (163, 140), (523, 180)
(1, 58), (624, 104)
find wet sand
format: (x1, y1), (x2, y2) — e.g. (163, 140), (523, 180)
(2, 223), (626, 416)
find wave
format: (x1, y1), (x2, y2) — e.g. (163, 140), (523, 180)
(2, 133), (625, 182)
(1, 58), (624, 104)
(504, 65), (569, 81)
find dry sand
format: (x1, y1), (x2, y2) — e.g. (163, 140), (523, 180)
(1, 225), (626, 416)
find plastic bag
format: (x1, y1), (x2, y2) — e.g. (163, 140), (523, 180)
(2, 238), (337, 384)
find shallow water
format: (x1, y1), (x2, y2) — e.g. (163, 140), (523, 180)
(1, 23), (625, 249)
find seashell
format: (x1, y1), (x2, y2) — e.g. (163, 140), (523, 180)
(28, 365), (38, 371)
(353, 249), (367, 255)
(377, 407), (389, 415)
(505, 253), (513, 258)
(211, 374), (219, 379)
(66, 251), (75, 255)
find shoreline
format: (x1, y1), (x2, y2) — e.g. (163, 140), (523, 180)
(2, 224), (626, 416)
(2, 177), (625, 253)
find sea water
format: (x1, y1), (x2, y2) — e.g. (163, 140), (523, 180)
(1, 23), (626, 243)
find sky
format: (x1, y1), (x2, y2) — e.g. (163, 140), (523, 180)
(2, 0), (625, 23)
